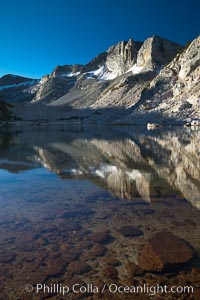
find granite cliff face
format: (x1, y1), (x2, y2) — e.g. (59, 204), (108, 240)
(136, 35), (182, 71)
(105, 38), (142, 76)
(1, 34), (200, 124)
(28, 38), (143, 105)
(126, 35), (200, 124)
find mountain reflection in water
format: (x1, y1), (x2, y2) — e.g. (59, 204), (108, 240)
(0, 126), (199, 208)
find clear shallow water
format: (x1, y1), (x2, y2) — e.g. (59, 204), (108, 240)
(0, 126), (200, 299)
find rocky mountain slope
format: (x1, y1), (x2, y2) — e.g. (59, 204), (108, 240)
(0, 74), (38, 103)
(1, 34), (200, 124)
(123, 36), (200, 124)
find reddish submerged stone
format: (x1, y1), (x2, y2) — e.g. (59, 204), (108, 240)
(68, 261), (92, 274)
(89, 231), (110, 243)
(140, 231), (194, 272)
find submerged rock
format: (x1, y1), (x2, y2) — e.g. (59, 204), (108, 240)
(118, 226), (143, 237)
(68, 261), (92, 274)
(56, 219), (82, 231)
(140, 231), (194, 272)
(91, 243), (106, 256)
(89, 231), (110, 243)
(126, 262), (144, 276)
(45, 257), (66, 276)
(31, 269), (47, 285)
(102, 257), (121, 266)
(100, 265), (118, 279)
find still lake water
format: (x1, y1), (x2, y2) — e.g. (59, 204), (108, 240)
(0, 126), (200, 299)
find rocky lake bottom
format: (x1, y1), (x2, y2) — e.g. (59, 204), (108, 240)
(0, 126), (200, 300)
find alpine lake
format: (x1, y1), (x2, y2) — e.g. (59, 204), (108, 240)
(0, 125), (200, 300)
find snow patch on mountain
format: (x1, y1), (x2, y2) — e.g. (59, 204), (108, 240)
(129, 64), (143, 74)
(61, 71), (81, 77)
(85, 66), (119, 81)
(85, 63), (144, 81)
(85, 66), (105, 79)
(0, 80), (37, 91)
(100, 70), (119, 80)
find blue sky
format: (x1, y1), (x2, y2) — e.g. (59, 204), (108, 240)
(0, 0), (199, 78)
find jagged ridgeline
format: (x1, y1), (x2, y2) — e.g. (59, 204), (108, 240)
(0, 35), (199, 124)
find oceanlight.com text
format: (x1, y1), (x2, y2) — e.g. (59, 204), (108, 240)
(24, 282), (194, 296)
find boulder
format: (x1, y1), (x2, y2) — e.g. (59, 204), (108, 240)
(140, 231), (194, 272)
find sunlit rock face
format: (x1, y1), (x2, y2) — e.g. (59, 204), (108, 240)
(128, 36), (200, 123)
(178, 36), (200, 79)
(32, 76), (77, 104)
(105, 39), (142, 76)
(51, 65), (84, 78)
(136, 35), (182, 71)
